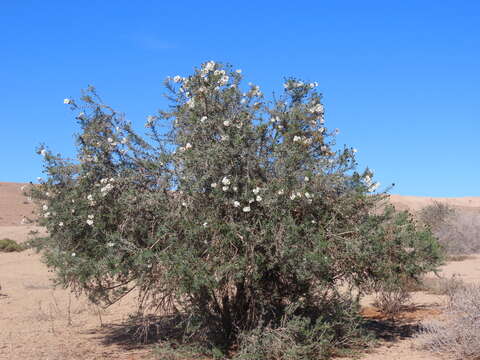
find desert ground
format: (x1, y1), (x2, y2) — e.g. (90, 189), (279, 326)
(1, 181), (480, 359)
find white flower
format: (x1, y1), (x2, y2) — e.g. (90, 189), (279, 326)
(233, 201), (240, 207)
(232, 186), (238, 192)
(87, 194), (94, 201)
(293, 136), (301, 142)
(203, 222), (208, 227)
(223, 120), (231, 127)
(277, 189), (284, 195)
(71, 209), (75, 214)
(277, 125), (284, 130)
(88, 214), (94, 219)
(235, 69), (242, 74)
(59, 222), (64, 227)
(71, 252), (76, 257)
(107, 137), (113, 143)
(211, 183), (217, 188)
(63, 98), (72, 104)
(222, 177), (231, 185)
(242, 206), (251, 212)
(173, 75), (182, 83)
(309, 103), (324, 114)
(204, 61), (215, 72)
(296, 192), (302, 198)
(185, 142), (192, 149)
(101, 183), (114, 195)
(121, 137), (128, 144)
(179, 146), (186, 152)
(43, 212), (50, 218)
(107, 242), (114, 247)
(222, 186), (229, 191)
(364, 175), (372, 185)
(42, 204), (48, 211)
(252, 187), (260, 195)
(86, 219), (94, 226)
(200, 116), (207, 123)
(304, 176), (309, 182)
(304, 192), (312, 199)
(256, 195), (262, 202)
(182, 202), (187, 207)
(311, 220), (316, 224)
(290, 193), (296, 200)
(369, 182), (380, 192)
(219, 75), (229, 86)
(248, 198), (255, 204)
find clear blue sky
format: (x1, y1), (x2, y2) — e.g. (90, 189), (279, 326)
(1, 1), (479, 197)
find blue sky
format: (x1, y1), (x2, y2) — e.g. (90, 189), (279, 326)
(1, 1), (479, 197)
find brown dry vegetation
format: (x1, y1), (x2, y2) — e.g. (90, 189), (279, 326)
(1, 183), (480, 359)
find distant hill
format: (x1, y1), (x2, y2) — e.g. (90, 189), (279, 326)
(1, 181), (479, 226)
(0, 182), (36, 226)
(389, 194), (480, 213)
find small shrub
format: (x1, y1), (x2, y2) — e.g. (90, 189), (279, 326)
(0, 238), (25, 252)
(373, 284), (411, 318)
(420, 275), (466, 296)
(418, 284), (480, 359)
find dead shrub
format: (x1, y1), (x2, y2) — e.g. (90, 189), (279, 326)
(373, 285), (411, 318)
(419, 203), (480, 256)
(418, 284), (480, 359)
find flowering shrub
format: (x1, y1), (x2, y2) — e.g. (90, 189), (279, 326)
(29, 62), (442, 358)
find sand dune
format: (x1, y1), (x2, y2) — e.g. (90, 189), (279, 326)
(389, 194), (480, 213)
(0, 182), (37, 226)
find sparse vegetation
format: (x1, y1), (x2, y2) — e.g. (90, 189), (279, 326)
(418, 283), (480, 359)
(29, 62), (442, 359)
(373, 283), (411, 319)
(0, 238), (25, 252)
(420, 275), (466, 296)
(419, 202), (480, 256)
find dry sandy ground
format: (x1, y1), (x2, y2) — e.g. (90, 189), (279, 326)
(1, 182), (480, 359)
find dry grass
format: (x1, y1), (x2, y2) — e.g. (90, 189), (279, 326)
(417, 283), (480, 359)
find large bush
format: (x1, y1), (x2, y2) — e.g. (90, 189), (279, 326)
(29, 62), (442, 358)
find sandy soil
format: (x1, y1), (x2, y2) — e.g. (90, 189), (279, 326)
(1, 182), (479, 359)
